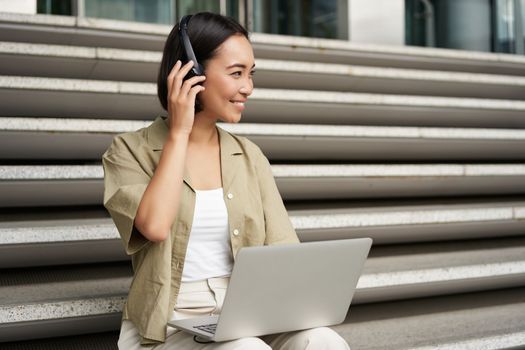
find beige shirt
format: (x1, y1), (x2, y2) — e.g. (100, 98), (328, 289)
(102, 116), (300, 345)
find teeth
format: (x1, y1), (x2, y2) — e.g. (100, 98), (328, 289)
(231, 101), (244, 106)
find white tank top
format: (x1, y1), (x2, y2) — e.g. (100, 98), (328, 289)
(181, 187), (233, 282)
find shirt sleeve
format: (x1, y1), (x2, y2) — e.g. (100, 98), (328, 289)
(254, 147), (301, 245)
(102, 144), (152, 255)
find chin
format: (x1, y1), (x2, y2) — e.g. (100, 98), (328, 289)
(219, 114), (242, 123)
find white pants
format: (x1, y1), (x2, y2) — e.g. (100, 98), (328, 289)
(118, 277), (350, 349)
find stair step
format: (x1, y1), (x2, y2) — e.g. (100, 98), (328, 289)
(272, 164), (525, 200)
(292, 200), (525, 243)
(0, 217), (124, 267)
(2, 76), (524, 127)
(0, 295), (124, 343)
(0, 263), (132, 306)
(339, 287), (525, 350)
(0, 165), (102, 207)
(2, 288), (525, 349)
(1, 201), (525, 267)
(0, 12), (165, 50)
(253, 33), (525, 76)
(0, 76), (159, 120)
(2, 41), (525, 99)
(357, 237), (525, 303)
(1, 239), (524, 342)
(1, 13), (524, 75)
(254, 59), (525, 100)
(1, 164), (525, 207)
(2, 117), (525, 161)
(0, 331), (118, 350)
(0, 41), (159, 82)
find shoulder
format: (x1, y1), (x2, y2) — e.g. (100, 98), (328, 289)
(103, 122), (151, 159)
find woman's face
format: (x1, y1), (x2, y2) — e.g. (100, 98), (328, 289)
(197, 34), (255, 123)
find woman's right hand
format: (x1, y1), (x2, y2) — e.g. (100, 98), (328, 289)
(166, 60), (206, 136)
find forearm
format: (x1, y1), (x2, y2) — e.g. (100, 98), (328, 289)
(134, 132), (189, 242)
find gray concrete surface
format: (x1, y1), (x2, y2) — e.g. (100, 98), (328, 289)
(2, 117), (525, 160)
(2, 76), (524, 127)
(1, 12), (525, 75)
(1, 164), (525, 206)
(2, 41), (525, 98)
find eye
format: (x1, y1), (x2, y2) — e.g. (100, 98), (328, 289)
(230, 70), (256, 78)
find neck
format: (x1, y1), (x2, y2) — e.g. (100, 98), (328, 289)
(169, 112), (218, 147)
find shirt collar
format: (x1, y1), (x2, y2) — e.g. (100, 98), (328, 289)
(146, 116), (243, 192)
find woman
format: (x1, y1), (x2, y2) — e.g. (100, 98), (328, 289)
(103, 12), (350, 349)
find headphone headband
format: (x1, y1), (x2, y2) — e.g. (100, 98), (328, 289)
(179, 15), (204, 76)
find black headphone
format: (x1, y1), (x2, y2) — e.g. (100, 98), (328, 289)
(178, 15), (204, 78)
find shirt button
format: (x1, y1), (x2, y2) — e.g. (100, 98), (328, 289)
(233, 229), (240, 236)
(227, 193), (234, 199)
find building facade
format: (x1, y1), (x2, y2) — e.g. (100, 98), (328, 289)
(1, 0), (524, 55)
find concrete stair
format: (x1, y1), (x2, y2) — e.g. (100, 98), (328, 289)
(2, 76), (525, 127)
(337, 287), (525, 350)
(2, 117), (525, 160)
(2, 238), (525, 343)
(1, 12), (525, 75)
(2, 288), (524, 349)
(1, 11), (524, 349)
(2, 163), (525, 206)
(2, 199), (525, 267)
(2, 41), (525, 99)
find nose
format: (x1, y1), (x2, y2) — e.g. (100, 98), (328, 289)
(239, 77), (253, 97)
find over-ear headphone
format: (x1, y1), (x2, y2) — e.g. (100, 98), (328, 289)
(178, 15), (204, 78)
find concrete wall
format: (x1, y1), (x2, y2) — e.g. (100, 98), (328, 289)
(349, 0), (405, 46)
(0, 0), (36, 14)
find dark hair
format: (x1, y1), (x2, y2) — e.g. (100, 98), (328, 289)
(157, 12), (249, 113)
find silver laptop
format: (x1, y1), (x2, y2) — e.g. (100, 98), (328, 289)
(168, 238), (372, 342)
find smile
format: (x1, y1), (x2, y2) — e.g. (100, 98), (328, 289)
(230, 100), (246, 110)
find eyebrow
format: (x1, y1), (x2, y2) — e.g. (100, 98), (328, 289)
(226, 63), (256, 69)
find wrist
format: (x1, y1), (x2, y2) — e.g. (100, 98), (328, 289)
(168, 130), (190, 141)
(164, 132), (190, 150)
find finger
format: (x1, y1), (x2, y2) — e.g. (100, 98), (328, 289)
(175, 61), (195, 81)
(187, 85), (206, 103)
(167, 60), (181, 97)
(172, 61), (195, 97)
(180, 75), (206, 97)
(167, 59), (182, 80)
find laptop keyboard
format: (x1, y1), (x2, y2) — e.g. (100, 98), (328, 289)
(194, 323), (217, 334)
